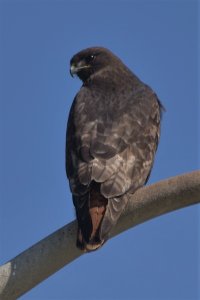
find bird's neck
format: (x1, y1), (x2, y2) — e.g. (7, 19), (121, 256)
(83, 66), (142, 92)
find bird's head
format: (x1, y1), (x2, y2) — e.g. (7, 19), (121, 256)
(70, 47), (120, 82)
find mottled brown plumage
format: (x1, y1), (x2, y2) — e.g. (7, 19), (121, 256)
(66, 47), (163, 251)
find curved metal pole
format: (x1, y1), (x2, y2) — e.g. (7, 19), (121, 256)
(0, 170), (199, 299)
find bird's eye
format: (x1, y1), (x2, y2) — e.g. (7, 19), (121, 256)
(86, 55), (95, 64)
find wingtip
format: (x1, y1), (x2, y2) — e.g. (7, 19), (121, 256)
(76, 227), (105, 252)
(85, 240), (105, 252)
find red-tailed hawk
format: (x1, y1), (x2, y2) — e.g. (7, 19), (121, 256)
(66, 47), (163, 251)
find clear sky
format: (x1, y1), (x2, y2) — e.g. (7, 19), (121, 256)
(0, 0), (199, 299)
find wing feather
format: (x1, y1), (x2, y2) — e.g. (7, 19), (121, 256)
(66, 82), (162, 248)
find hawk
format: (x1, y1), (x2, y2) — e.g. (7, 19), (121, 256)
(66, 47), (163, 251)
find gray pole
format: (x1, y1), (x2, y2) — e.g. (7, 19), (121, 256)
(0, 171), (199, 299)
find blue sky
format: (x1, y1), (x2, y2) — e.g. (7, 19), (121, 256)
(0, 0), (199, 299)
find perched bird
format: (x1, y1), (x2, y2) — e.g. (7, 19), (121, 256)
(66, 47), (163, 252)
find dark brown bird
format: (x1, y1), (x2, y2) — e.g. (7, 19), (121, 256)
(66, 47), (163, 251)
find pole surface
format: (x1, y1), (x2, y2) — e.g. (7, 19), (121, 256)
(0, 171), (199, 299)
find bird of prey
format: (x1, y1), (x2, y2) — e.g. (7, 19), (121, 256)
(66, 47), (163, 252)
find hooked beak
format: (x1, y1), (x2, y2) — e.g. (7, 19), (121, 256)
(70, 63), (90, 78)
(70, 65), (78, 77)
